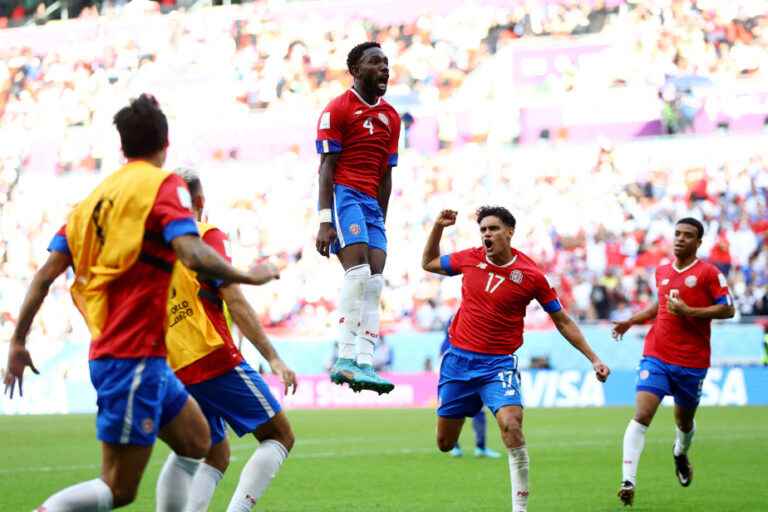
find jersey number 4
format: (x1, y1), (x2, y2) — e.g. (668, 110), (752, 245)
(363, 118), (374, 135)
(485, 272), (505, 294)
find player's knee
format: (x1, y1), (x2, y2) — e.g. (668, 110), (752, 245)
(633, 411), (653, 426)
(274, 427), (295, 453)
(176, 429), (211, 459)
(437, 435), (455, 452)
(109, 483), (138, 507)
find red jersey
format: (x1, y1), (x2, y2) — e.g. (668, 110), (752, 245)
(175, 228), (244, 385)
(644, 260), (731, 369)
(316, 89), (400, 198)
(48, 174), (198, 360)
(441, 247), (561, 355)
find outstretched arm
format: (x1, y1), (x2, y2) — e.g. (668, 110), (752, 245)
(4, 250), (71, 397)
(422, 209), (458, 275)
(220, 284), (297, 395)
(171, 235), (279, 286)
(612, 301), (659, 341)
(549, 309), (610, 382)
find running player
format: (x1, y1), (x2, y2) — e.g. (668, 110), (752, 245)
(3, 94), (277, 511)
(315, 41), (401, 394)
(612, 218), (734, 507)
(422, 207), (611, 512)
(156, 168), (296, 512)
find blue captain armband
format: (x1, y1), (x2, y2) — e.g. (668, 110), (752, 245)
(163, 218), (199, 244)
(440, 255), (459, 276)
(542, 299), (562, 313)
(316, 140), (342, 154)
(47, 234), (71, 256)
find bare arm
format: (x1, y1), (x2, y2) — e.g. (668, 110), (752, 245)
(612, 301), (659, 340)
(422, 210), (457, 275)
(171, 235), (278, 286)
(316, 153), (340, 257)
(550, 309), (610, 382)
(378, 166), (392, 222)
(667, 296), (734, 320)
(220, 284), (296, 394)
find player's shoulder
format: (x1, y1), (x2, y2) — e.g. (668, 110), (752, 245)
(379, 97), (399, 114)
(696, 260), (722, 279)
(654, 262), (674, 276)
(514, 249), (544, 273)
(324, 90), (354, 110)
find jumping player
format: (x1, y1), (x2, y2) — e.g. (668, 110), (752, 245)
(3, 94), (277, 511)
(612, 218), (734, 507)
(315, 41), (401, 394)
(156, 168), (296, 512)
(422, 207), (611, 512)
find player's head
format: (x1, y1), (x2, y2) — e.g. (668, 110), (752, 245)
(674, 217), (703, 258)
(175, 167), (204, 221)
(476, 206), (516, 259)
(113, 93), (169, 166)
(347, 42), (389, 97)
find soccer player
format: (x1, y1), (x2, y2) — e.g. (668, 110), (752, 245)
(422, 207), (611, 512)
(612, 218), (734, 507)
(440, 318), (500, 459)
(156, 168), (297, 512)
(315, 41), (401, 394)
(3, 94), (278, 511)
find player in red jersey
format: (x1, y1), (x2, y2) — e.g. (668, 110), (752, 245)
(315, 42), (401, 394)
(3, 95), (278, 511)
(612, 218), (734, 507)
(422, 207), (611, 512)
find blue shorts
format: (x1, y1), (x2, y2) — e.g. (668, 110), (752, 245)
(330, 183), (386, 254)
(186, 362), (282, 445)
(89, 357), (189, 446)
(636, 356), (707, 410)
(438, 345), (522, 418)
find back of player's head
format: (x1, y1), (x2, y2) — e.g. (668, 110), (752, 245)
(174, 167), (202, 198)
(347, 42), (381, 73)
(113, 94), (169, 159)
(477, 206), (516, 228)
(676, 217), (704, 239)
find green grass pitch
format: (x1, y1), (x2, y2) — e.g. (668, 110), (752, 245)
(1, 406), (766, 511)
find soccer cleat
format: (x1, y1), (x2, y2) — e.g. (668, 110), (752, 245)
(474, 447), (502, 459)
(617, 480), (635, 507)
(674, 451), (693, 487)
(449, 446), (463, 457)
(329, 358), (358, 387)
(352, 364), (395, 395)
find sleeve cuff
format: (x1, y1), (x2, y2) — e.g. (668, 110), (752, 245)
(714, 295), (732, 306)
(163, 217), (199, 244)
(47, 234), (71, 256)
(316, 139), (342, 154)
(440, 255), (459, 276)
(542, 299), (562, 313)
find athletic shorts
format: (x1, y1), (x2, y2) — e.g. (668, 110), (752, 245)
(89, 357), (189, 446)
(186, 362), (282, 445)
(438, 345), (522, 418)
(330, 183), (386, 254)
(636, 356), (707, 410)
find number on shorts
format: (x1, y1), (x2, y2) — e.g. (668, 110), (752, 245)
(498, 370), (515, 389)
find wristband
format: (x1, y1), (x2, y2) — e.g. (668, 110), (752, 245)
(319, 208), (332, 224)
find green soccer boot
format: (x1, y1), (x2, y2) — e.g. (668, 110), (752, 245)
(352, 363), (395, 395)
(329, 358), (358, 387)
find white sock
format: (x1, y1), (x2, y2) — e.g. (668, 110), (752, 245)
(156, 453), (200, 512)
(226, 440), (288, 512)
(507, 445), (529, 512)
(185, 462), (224, 512)
(622, 419), (648, 485)
(39, 478), (113, 511)
(356, 273), (384, 366)
(337, 264), (370, 360)
(674, 420), (696, 456)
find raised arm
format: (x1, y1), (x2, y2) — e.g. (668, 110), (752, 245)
(171, 235), (279, 286)
(612, 301), (659, 341)
(4, 250), (71, 397)
(220, 284), (297, 395)
(316, 152), (340, 257)
(422, 209), (457, 275)
(549, 309), (610, 382)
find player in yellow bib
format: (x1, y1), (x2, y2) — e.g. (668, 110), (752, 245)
(155, 168), (297, 512)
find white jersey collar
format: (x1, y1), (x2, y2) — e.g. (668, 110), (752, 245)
(350, 87), (381, 108)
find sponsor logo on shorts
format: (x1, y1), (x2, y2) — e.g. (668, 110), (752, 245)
(639, 370), (650, 380)
(504, 390), (517, 396)
(142, 418), (154, 434)
(510, 270), (524, 284)
(349, 223), (361, 235)
(685, 275), (697, 287)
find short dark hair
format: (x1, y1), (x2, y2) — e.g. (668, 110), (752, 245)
(476, 206), (516, 228)
(113, 94), (169, 159)
(347, 42), (381, 73)
(676, 217), (704, 239)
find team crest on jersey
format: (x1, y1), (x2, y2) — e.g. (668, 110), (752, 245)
(510, 270), (524, 284)
(377, 113), (389, 126)
(661, 278), (670, 286)
(349, 223), (361, 235)
(685, 275), (697, 288)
